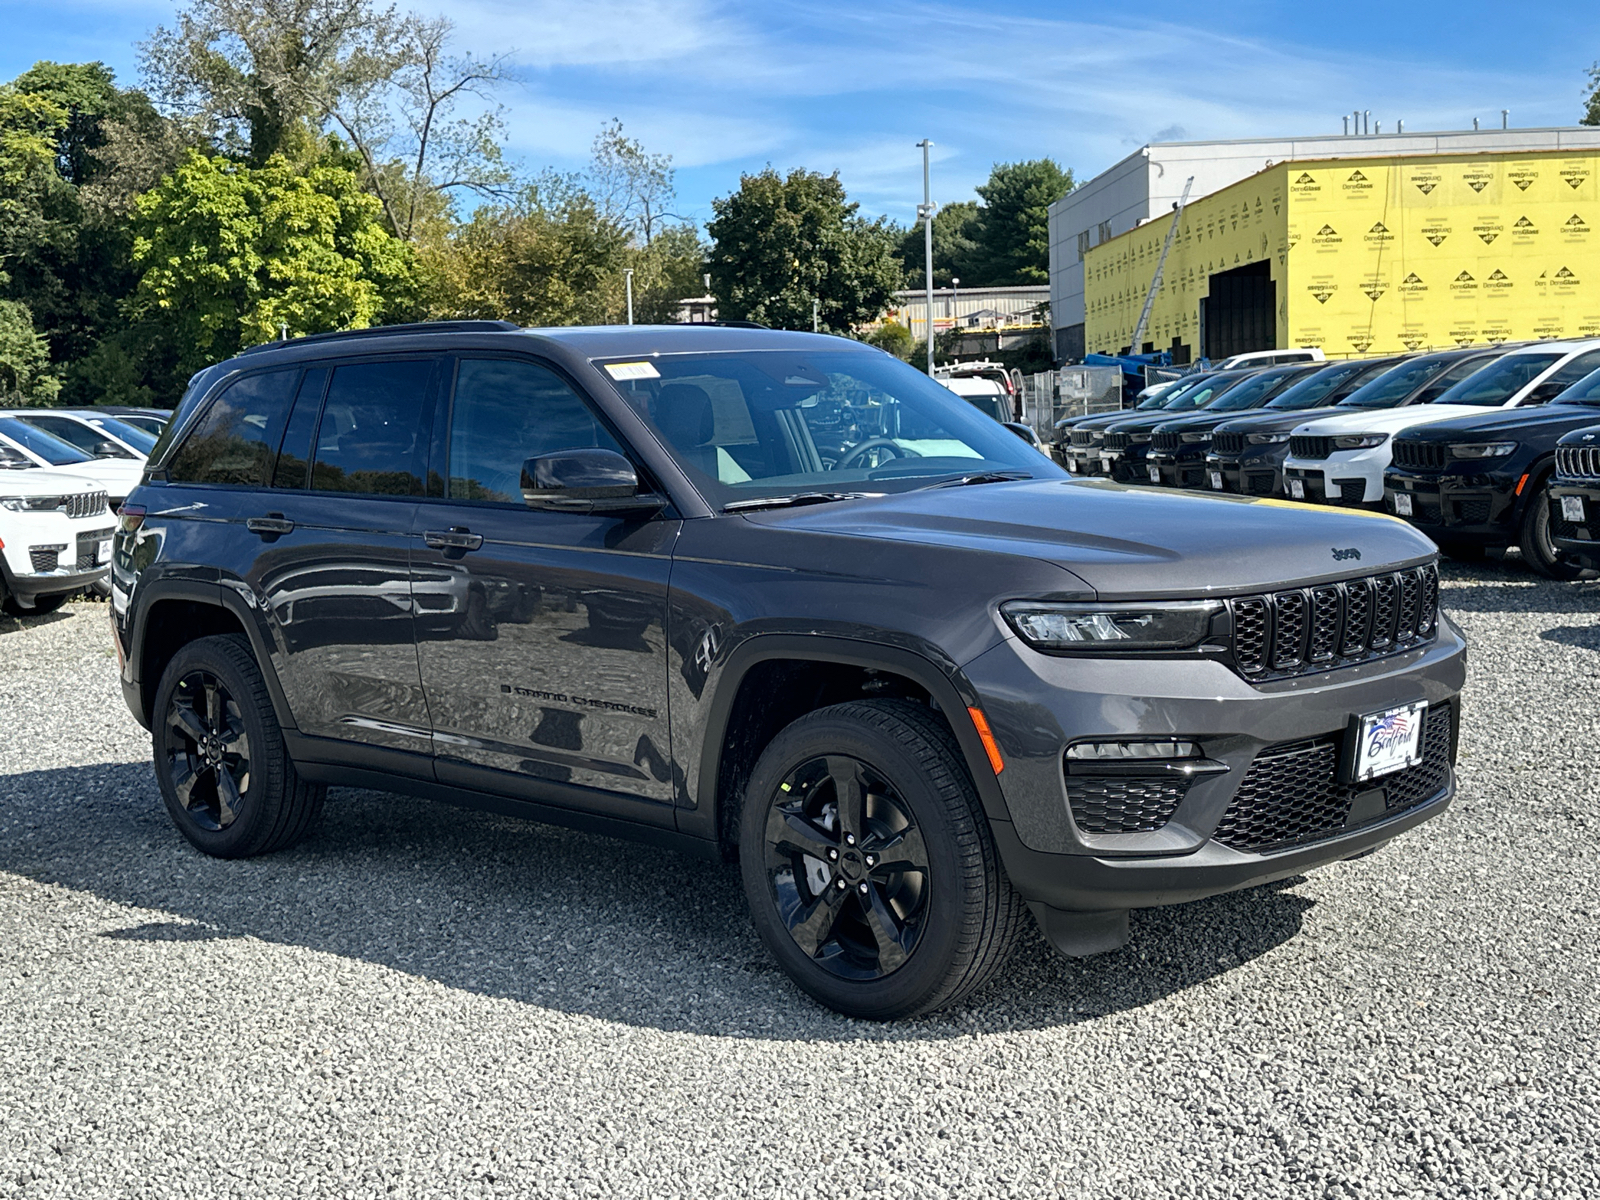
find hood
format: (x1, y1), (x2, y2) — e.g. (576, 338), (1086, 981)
(0, 467), (102, 497)
(1106, 409), (1209, 434)
(1153, 408), (1264, 434)
(1214, 405), (1340, 434)
(753, 478), (1436, 599)
(1396, 402), (1600, 441)
(1291, 404), (1509, 436)
(1063, 409), (1152, 432)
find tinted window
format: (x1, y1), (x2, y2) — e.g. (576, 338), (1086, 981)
(1561, 368), (1600, 405)
(271, 367), (329, 490)
(1413, 353), (1496, 403)
(20, 415), (138, 460)
(168, 370), (300, 486)
(448, 358), (625, 503)
(1205, 368), (1299, 411)
(1264, 361), (1371, 411)
(310, 360), (434, 496)
(85, 415), (159, 455)
(1540, 349), (1600, 391)
(0, 417), (93, 466)
(1432, 352), (1563, 406)
(1338, 356), (1452, 408)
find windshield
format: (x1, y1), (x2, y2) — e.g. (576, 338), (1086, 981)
(86, 414), (159, 454)
(0, 417), (94, 466)
(599, 349), (1059, 506)
(962, 394), (1010, 423)
(1557, 367), (1600, 406)
(1264, 360), (1373, 411)
(1204, 369), (1296, 412)
(1431, 353), (1564, 406)
(1337, 356), (1454, 408)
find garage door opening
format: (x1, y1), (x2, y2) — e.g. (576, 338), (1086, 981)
(1200, 261), (1275, 360)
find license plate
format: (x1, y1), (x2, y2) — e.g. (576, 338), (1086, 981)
(1067, 457), (1080, 473)
(1209, 470), (1224, 490)
(1101, 455), (1114, 470)
(1289, 478), (1305, 499)
(1562, 495), (1585, 522)
(1394, 491), (1413, 516)
(1148, 465), (1162, 483)
(97, 539), (112, 564)
(1354, 702), (1428, 782)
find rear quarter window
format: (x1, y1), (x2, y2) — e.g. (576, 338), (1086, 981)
(167, 370), (301, 486)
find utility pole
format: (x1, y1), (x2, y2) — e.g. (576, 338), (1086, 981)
(917, 139), (936, 375)
(624, 269), (635, 325)
(813, 297), (820, 333)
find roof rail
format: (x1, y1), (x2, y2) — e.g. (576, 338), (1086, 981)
(239, 320), (521, 356)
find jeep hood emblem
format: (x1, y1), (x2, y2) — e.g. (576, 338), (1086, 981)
(1332, 547), (1361, 561)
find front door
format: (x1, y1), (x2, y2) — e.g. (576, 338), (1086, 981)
(413, 355), (680, 812)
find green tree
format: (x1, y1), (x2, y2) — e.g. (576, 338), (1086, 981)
(626, 223), (706, 324)
(898, 199), (977, 288)
(966, 159), (1074, 285)
(1584, 63), (1600, 125)
(865, 320), (914, 361)
(706, 167), (902, 332)
(589, 118), (679, 245)
(130, 146), (416, 373)
(0, 301), (60, 405)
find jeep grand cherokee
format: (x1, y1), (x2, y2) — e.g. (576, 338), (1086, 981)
(110, 322), (1466, 1019)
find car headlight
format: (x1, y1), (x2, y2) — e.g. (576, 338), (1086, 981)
(0, 496), (62, 512)
(1180, 432), (1212, 444)
(1333, 434), (1388, 451)
(1448, 441), (1517, 459)
(1001, 601), (1223, 652)
(1129, 433), (1152, 444)
(1247, 432), (1290, 445)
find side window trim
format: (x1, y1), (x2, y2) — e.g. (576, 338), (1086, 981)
(303, 353), (443, 499)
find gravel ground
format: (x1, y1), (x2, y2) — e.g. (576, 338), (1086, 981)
(1, 563), (1598, 1199)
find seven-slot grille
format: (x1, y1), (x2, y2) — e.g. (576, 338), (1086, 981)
(1226, 564), (1439, 679)
(1556, 444), (1600, 481)
(1212, 431), (1246, 455)
(1103, 431), (1133, 452)
(1151, 431), (1184, 452)
(1070, 429), (1100, 448)
(1391, 440), (1448, 471)
(67, 491), (108, 518)
(1290, 435), (1333, 459)
(1212, 703), (1454, 852)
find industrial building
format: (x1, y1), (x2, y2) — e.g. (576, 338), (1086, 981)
(1048, 127), (1600, 362)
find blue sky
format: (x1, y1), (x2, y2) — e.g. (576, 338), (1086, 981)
(2, 0), (1594, 228)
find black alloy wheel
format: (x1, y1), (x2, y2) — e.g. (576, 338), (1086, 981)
(740, 699), (1025, 1020)
(164, 670), (252, 831)
(1520, 480), (1590, 581)
(763, 754), (931, 980)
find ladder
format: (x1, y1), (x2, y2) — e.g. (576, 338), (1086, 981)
(1128, 175), (1194, 355)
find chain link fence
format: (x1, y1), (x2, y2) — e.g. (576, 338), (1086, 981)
(1018, 367), (1124, 458)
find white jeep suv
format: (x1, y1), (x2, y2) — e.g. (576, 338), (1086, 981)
(1283, 341), (1600, 506)
(0, 449), (114, 616)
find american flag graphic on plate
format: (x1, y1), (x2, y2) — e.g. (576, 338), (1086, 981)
(1356, 702), (1427, 781)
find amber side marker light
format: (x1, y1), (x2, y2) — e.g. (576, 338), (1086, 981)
(967, 707), (1005, 775)
(1515, 474), (1529, 497)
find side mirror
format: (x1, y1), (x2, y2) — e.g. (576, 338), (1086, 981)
(93, 440), (124, 458)
(1003, 421), (1045, 450)
(520, 448), (665, 515)
(1523, 382), (1565, 405)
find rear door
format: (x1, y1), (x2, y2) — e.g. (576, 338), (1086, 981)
(412, 354), (680, 815)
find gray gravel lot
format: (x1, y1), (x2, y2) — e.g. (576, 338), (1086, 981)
(2, 563), (1598, 1199)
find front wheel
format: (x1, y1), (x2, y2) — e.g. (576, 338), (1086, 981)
(739, 699), (1025, 1019)
(1519, 480), (1590, 581)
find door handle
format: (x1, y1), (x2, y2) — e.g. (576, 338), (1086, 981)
(245, 514), (295, 538)
(424, 528), (484, 552)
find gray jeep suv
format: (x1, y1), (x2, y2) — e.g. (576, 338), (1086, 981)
(110, 322), (1465, 1019)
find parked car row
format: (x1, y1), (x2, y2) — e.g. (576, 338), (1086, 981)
(0, 406), (169, 616)
(1054, 340), (1600, 580)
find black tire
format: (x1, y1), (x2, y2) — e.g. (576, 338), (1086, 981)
(739, 699), (1025, 1020)
(2, 591), (68, 617)
(1519, 480), (1589, 581)
(152, 634), (324, 858)
(1434, 539), (1487, 563)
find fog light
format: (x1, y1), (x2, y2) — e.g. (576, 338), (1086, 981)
(1066, 740), (1200, 761)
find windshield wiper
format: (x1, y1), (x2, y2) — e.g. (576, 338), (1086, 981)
(723, 491), (876, 513)
(914, 470), (1035, 491)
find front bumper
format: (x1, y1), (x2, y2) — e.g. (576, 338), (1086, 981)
(1284, 456), (1383, 506)
(1, 563), (106, 607)
(1383, 468), (1519, 545)
(1104, 444), (1152, 483)
(1206, 446), (1289, 496)
(963, 617), (1466, 912)
(1147, 448), (1210, 488)
(1063, 445), (1107, 476)
(1550, 482), (1600, 568)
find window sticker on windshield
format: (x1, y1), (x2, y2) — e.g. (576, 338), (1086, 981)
(604, 361), (660, 381)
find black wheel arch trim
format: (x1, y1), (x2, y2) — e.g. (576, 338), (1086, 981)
(680, 633), (1012, 844)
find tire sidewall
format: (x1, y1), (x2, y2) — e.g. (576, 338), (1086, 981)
(1521, 479), (1584, 580)
(739, 708), (979, 1018)
(152, 638), (278, 858)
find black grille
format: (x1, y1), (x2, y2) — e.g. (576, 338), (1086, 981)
(1392, 440), (1447, 471)
(1555, 445), (1600, 481)
(1067, 776), (1190, 834)
(1453, 495), (1491, 524)
(1071, 429), (1097, 448)
(1291, 435), (1333, 459)
(29, 547), (60, 573)
(1214, 704), (1454, 852)
(75, 527), (113, 571)
(1213, 431), (1246, 456)
(1246, 472), (1277, 495)
(1331, 478), (1366, 506)
(1103, 432), (1132, 452)
(1226, 564), (1439, 680)
(1151, 431), (1184, 452)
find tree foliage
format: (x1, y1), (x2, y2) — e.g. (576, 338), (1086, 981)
(590, 119), (677, 245)
(706, 168), (902, 332)
(897, 199), (977, 289)
(0, 301), (60, 405)
(898, 159), (1075, 287)
(1585, 63), (1600, 126)
(130, 147), (416, 372)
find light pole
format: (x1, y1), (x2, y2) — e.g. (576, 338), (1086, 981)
(951, 276), (960, 337)
(624, 268), (634, 325)
(813, 297), (820, 333)
(917, 139), (936, 375)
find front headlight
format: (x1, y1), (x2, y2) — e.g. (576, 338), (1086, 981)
(1180, 432), (1212, 444)
(1001, 601), (1223, 652)
(1333, 434), (1388, 451)
(1448, 441), (1518, 459)
(1247, 432), (1290, 445)
(0, 496), (61, 512)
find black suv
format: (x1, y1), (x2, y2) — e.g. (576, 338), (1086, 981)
(1550, 424), (1600, 570)
(111, 322), (1465, 1019)
(1144, 364), (1321, 487)
(1383, 366), (1600, 579)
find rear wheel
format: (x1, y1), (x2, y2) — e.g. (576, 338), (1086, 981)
(1519, 480), (1589, 581)
(739, 699), (1025, 1019)
(152, 634), (324, 858)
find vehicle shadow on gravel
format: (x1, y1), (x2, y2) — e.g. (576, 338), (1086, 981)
(0, 611), (73, 636)
(0, 761), (1315, 1040)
